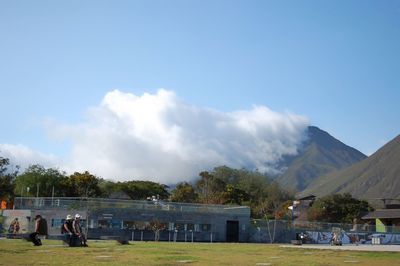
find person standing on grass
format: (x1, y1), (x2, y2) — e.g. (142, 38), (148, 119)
(9, 218), (20, 236)
(12, 218), (20, 237)
(29, 215), (47, 246)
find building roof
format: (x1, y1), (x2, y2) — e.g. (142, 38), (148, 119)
(362, 209), (400, 219)
(297, 195), (316, 201)
(385, 204), (400, 209)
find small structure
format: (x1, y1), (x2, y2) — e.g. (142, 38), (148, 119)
(293, 195), (316, 221)
(362, 205), (400, 233)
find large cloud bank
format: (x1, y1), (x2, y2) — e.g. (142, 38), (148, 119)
(0, 143), (59, 171)
(1, 89), (310, 184)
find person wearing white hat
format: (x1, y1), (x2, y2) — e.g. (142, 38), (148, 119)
(73, 214), (88, 247)
(62, 214), (74, 246)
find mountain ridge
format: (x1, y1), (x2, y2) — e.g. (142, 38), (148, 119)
(276, 126), (367, 191)
(301, 134), (400, 199)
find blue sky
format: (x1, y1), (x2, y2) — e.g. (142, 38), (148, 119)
(1, 1), (399, 181)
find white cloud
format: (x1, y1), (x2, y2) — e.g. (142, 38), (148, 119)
(1, 89), (310, 184)
(0, 144), (59, 171)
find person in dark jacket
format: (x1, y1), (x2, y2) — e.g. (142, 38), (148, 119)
(63, 214), (75, 246)
(29, 215), (47, 246)
(73, 214), (88, 247)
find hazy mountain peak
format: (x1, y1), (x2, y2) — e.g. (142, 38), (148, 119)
(276, 126), (367, 191)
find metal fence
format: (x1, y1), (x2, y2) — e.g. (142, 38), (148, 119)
(13, 197), (250, 216)
(293, 220), (399, 233)
(247, 219), (400, 243)
(293, 220), (377, 233)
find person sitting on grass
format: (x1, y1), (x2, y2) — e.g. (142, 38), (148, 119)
(62, 214), (75, 246)
(73, 214), (88, 247)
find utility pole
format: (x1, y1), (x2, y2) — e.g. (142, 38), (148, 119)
(51, 186), (54, 206)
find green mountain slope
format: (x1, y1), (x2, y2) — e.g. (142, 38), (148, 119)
(302, 134), (400, 199)
(277, 126), (367, 191)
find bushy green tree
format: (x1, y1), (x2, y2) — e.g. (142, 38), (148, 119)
(224, 184), (250, 205)
(65, 171), (102, 197)
(170, 182), (198, 203)
(119, 180), (170, 200)
(307, 193), (372, 223)
(98, 179), (119, 197)
(196, 171), (228, 204)
(0, 157), (19, 200)
(194, 166), (293, 218)
(15, 164), (67, 197)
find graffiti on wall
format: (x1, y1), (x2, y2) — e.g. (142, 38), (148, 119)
(0, 209), (32, 234)
(304, 230), (400, 245)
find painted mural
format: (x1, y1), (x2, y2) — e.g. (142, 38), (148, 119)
(304, 230), (400, 245)
(0, 209), (32, 235)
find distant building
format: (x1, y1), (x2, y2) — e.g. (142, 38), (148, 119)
(293, 195), (316, 222)
(362, 204), (400, 233)
(8, 197), (251, 242)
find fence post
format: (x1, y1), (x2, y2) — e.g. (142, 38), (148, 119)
(141, 230), (143, 241)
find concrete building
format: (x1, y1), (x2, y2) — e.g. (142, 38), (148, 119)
(6, 197), (251, 242)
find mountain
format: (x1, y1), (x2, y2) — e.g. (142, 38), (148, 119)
(301, 134), (400, 199)
(277, 126), (367, 191)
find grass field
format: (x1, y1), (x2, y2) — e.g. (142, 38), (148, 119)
(0, 239), (399, 266)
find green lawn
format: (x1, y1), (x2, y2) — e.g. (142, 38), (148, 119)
(0, 239), (399, 266)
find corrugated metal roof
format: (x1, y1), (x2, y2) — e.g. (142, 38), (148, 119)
(362, 209), (400, 219)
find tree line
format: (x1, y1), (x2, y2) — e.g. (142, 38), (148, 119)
(171, 166), (295, 219)
(0, 157), (294, 218)
(0, 156), (372, 222)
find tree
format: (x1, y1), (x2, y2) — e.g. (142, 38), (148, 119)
(263, 182), (293, 214)
(119, 180), (169, 200)
(307, 193), (372, 223)
(65, 171), (102, 197)
(196, 171), (228, 204)
(0, 157), (19, 200)
(273, 200), (293, 220)
(212, 166), (241, 184)
(98, 179), (120, 198)
(197, 166), (293, 218)
(170, 182), (198, 203)
(224, 184), (250, 205)
(14, 165), (67, 197)
(150, 219), (166, 241)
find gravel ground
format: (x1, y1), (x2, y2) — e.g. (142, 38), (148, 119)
(280, 244), (400, 252)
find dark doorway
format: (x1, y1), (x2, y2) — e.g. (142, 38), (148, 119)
(226, 220), (239, 242)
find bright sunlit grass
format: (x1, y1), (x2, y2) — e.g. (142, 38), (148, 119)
(0, 238), (399, 266)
